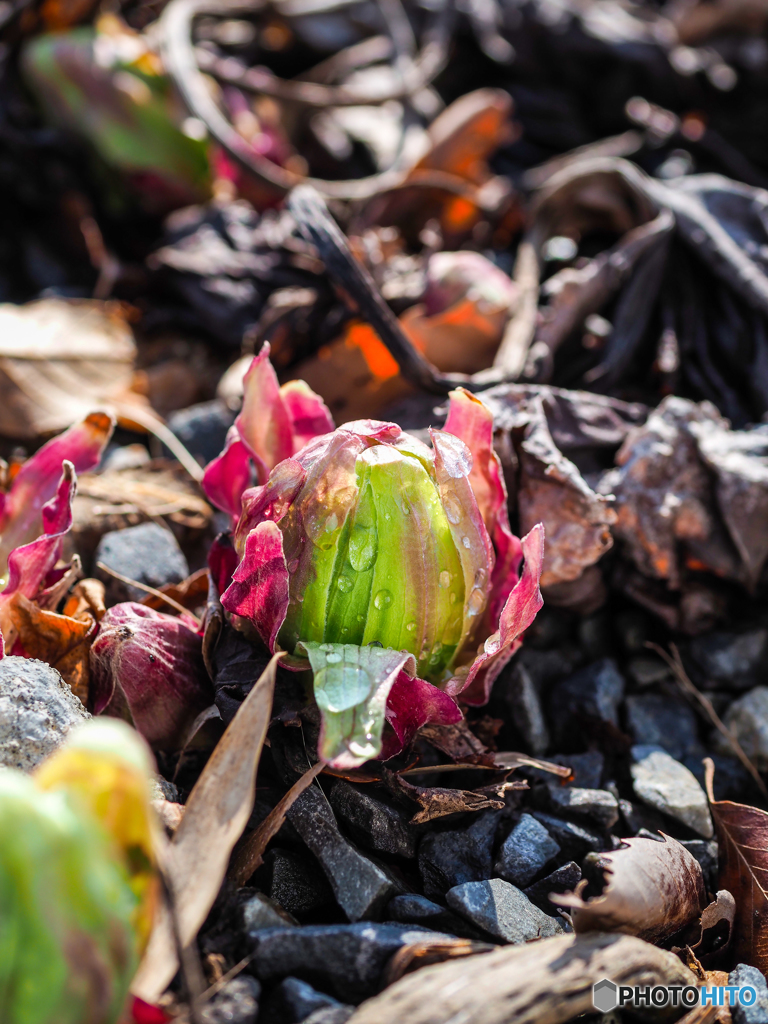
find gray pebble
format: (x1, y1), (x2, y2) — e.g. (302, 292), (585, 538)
(287, 787), (399, 922)
(630, 745), (713, 838)
(728, 964), (768, 1024)
(550, 659), (625, 744)
(545, 784), (620, 829)
(688, 630), (768, 691)
(95, 521), (189, 603)
(242, 892), (297, 935)
(625, 694), (703, 761)
(503, 660), (550, 756)
(418, 811), (499, 899)
(0, 657), (89, 771)
(532, 812), (605, 860)
(721, 687), (768, 770)
(524, 861), (582, 912)
(446, 878), (564, 944)
(329, 781), (416, 859)
(250, 923), (454, 1003)
(495, 813), (560, 887)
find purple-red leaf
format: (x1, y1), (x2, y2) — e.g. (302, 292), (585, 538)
(90, 603), (213, 750)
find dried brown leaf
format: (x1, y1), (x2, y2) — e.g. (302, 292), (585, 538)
(1, 591), (96, 703)
(131, 653), (279, 1004)
(229, 760), (324, 886)
(705, 757), (768, 973)
(558, 834), (707, 945)
(0, 298), (137, 439)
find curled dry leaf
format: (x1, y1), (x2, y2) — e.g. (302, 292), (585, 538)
(131, 654), (280, 1005)
(705, 757), (768, 973)
(557, 834), (707, 945)
(389, 771), (511, 825)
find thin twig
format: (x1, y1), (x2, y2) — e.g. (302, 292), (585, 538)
(647, 642), (768, 800)
(96, 562), (202, 626)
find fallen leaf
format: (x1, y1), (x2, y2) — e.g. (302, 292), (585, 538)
(0, 299), (137, 439)
(705, 757), (768, 972)
(131, 653), (279, 1004)
(389, 769), (508, 825)
(558, 834), (708, 945)
(229, 760), (324, 886)
(5, 591), (95, 703)
(419, 720), (497, 766)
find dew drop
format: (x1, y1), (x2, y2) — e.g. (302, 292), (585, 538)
(320, 643), (333, 652)
(473, 567), (488, 590)
(325, 651), (342, 664)
(406, 621), (417, 632)
(402, 503), (411, 515)
(373, 589), (392, 610)
(467, 588), (485, 616)
(325, 513), (339, 533)
(337, 576), (353, 593)
(349, 523), (376, 572)
(449, 591), (458, 605)
(428, 641), (444, 665)
(442, 491), (463, 525)
(287, 559), (299, 574)
(438, 570), (451, 589)
(462, 536), (471, 549)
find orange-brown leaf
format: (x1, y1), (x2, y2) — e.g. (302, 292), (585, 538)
(4, 591), (95, 703)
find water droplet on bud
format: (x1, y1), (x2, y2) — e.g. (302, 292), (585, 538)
(406, 621), (417, 632)
(438, 570), (451, 589)
(474, 567), (488, 589)
(337, 576), (353, 593)
(373, 589), (392, 610)
(325, 651), (342, 663)
(442, 491), (463, 524)
(467, 588), (485, 616)
(287, 559), (299, 574)
(462, 536), (471, 549)
(349, 523), (376, 572)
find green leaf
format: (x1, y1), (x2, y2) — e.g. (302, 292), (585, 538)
(297, 641), (416, 768)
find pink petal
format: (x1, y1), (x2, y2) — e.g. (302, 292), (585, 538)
(236, 343), (294, 473)
(0, 411), (113, 567)
(221, 521), (290, 651)
(201, 427), (262, 522)
(430, 428), (495, 659)
(234, 458), (306, 555)
(444, 388), (522, 623)
(450, 523), (545, 706)
(4, 463), (76, 599)
(380, 670), (463, 760)
(208, 532), (240, 597)
(90, 603), (212, 750)
(280, 379), (334, 450)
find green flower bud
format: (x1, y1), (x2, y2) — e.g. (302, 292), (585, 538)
(276, 434), (475, 684)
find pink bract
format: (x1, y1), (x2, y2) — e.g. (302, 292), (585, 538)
(202, 342), (333, 524)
